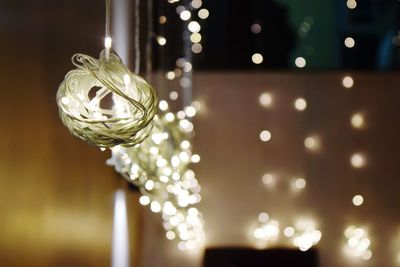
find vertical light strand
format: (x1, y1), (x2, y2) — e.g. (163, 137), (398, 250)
(111, 190), (130, 267)
(105, 0), (112, 61)
(182, 0), (193, 108)
(146, 0), (153, 80)
(134, 0), (141, 74)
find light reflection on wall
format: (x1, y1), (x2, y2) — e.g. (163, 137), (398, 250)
(111, 190), (130, 267)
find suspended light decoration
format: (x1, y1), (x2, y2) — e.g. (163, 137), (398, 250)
(56, 0), (158, 148)
(107, 106), (205, 250)
(291, 220), (322, 251)
(344, 225), (372, 260)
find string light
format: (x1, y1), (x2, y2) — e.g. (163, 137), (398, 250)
(252, 53), (264, 64)
(198, 9), (209, 19)
(292, 220), (322, 251)
(344, 37), (355, 48)
(342, 76), (354, 89)
(261, 173), (276, 187)
(294, 98), (307, 111)
(295, 57), (306, 68)
(351, 153), (366, 168)
(253, 214), (280, 246)
(56, 49), (158, 148)
(344, 226), (372, 260)
(304, 136), (320, 151)
(346, 0), (357, 9)
(259, 92), (273, 108)
(180, 10), (191, 21)
(351, 113), (364, 129)
(192, 43), (203, 53)
(157, 36), (167, 46)
(352, 195), (364, 206)
(107, 110), (205, 250)
(259, 130), (272, 142)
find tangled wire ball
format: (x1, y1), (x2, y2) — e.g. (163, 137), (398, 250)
(56, 50), (158, 148)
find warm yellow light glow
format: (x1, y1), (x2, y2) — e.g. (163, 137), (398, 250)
(252, 53), (264, 64)
(262, 173), (275, 186)
(351, 153), (366, 168)
(294, 98), (307, 111)
(166, 71), (176, 80)
(352, 195), (364, 206)
(344, 225), (371, 260)
(191, 0), (202, 9)
(292, 220), (321, 251)
(304, 136), (320, 151)
(157, 36), (167, 46)
(166, 231), (176, 240)
(295, 57), (306, 68)
(342, 76), (354, 88)
(159, 16), (167, 24)
(192, 43), (203, 53)
(139, 195), (150, 206)
(294, 178), (306, 190)
(258, 212), (270, 223)
(284, 226), (295, 237)
(190, 33), (202, 43)
(180, 10), (191, 21)
(159, 100), (169, 111)
(104, 37), (112, 49)
(351, 113), (364, 129)
(188, 21), (201, 33)
(169, 91), (179, 101)
(259, 130), (272, 142)
(344, 37), (355, 48)
(198, 9), (209, 19)
(347, 0), (357, 9)
(259, 93), (273, 107)
(184, 106), (197, 117)
(150, 201), (162, 213)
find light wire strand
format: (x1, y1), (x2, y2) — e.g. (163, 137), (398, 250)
(134, 0), (140, 74)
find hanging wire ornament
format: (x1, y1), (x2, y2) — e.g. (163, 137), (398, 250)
(56, 0), (158, 148)
(107, 105), (205, 251)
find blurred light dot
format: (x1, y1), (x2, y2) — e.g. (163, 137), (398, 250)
(259, 92), (273, 107)
(139, 195), (150, 206)
(251, 23), (262, 34)
(295, 178), (306, 190)
(188, 21), (201, 33)
(191, 154), (201, 163)
(258, 212), (270, 223)
(352, 195), (364, 206)
(192, 43), (203, 53)
(198, 8), (209, 19)
(295, 57), (306, 68)
(259, 130), (272, 142)
(252, 53), (263, 64)
(169, 91), (179, 101)
(262, 173), (275, 186)
(159, 16), (167, 24)
(345, 37), (355, 48)
(166, 71), (175, 80)
(150, 201), (161, 213)
(180, 77), (190, 88)
(342, 76), (354, 88)
(304, 136), (320, 151)
(166, 231), (176, 240)
(159, 100), (169, 111)
(294, 98), (307, 111)
(347, 0), (357, 9)
(351, 113), (364, 129)
(184, 106), (197, 117)
(157, 36), (167, 46)
(284, 227), (295, 237)
(362, 250), (372, 260)
(351, 153), (366, 168)
(191, 0), (202, 9)
(190, 33), (202, 43)
(176, 5), (185, 14)
(183, 62), (192, 72)
(180, 10), (191, 21)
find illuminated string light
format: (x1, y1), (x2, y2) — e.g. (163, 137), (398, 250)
(342, 76), (354, 89)
(191, 0), (202, 9)
(344, 37), (355, 48)
(253, 215), (280, 246)
(304, 136), (320, 151)
(295, 57), (306, 68)
(261, 173), (276, 187)
(56, 49), (158, 148)
(157, 36), (167, 46)
(107, 111), (205, 250)
(346, 0), (357, 9)
(198, 9), (209, 19)
(351, 153), (366, 168)
(352, 195), (364, 206)
(190, 33), (202, 43)
(192, 43), (203, 53)
(188, 21), (201, 33)
(292, 220), (322, 251)
(169, 91), (179, 101)
(180, 10), (191, 21)
(159, 16), (167, 24)
(293, 178), (306, 191)
(259, 130), (272, 142)
(259, 92), (273, 108)
(252, 53), (264, 64)
(294, 98), (307, 111)
(351, 113), (364, 129)
(344, 226), (372, 260)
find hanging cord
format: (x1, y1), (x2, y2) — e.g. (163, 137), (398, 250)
(104, 0), (112, 61)
(134, 0), (141, 74)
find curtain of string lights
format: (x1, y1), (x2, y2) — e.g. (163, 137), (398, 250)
(107, 0), (210, 251)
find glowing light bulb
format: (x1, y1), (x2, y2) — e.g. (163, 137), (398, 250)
(139, 195), (150, 206)
(342, 76), (354, 89)
(294, 98), (307, 111)
(180, 10), (191, 21)
(262, 173), (275, 186)
(259, 93), (273, 107)
(157, 36), (167, 46)
(352, 195), (364, 206)
(344, 37), (355, 48)
(284, 226), (295, 237)
(304, 136), (320, 151)
(192, 43), (203, 53)
(351, 113), (364, 129)
(295, 57), (306, 68)
(258, 212), (270, 223)
(104, 37), (112, 49)
(198, 8), (209, 19)
(259, 130), (272, 142)
(252, 53), (263, 64)
(294, 178), (306, 190)
(159, 100), (169, 111)
(351, 153), (366, 168)
(166, 71), (175, 80)
(347, 0), (357, 9)
(188, 21), (201, 33)
(169, 91), (179, 101)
